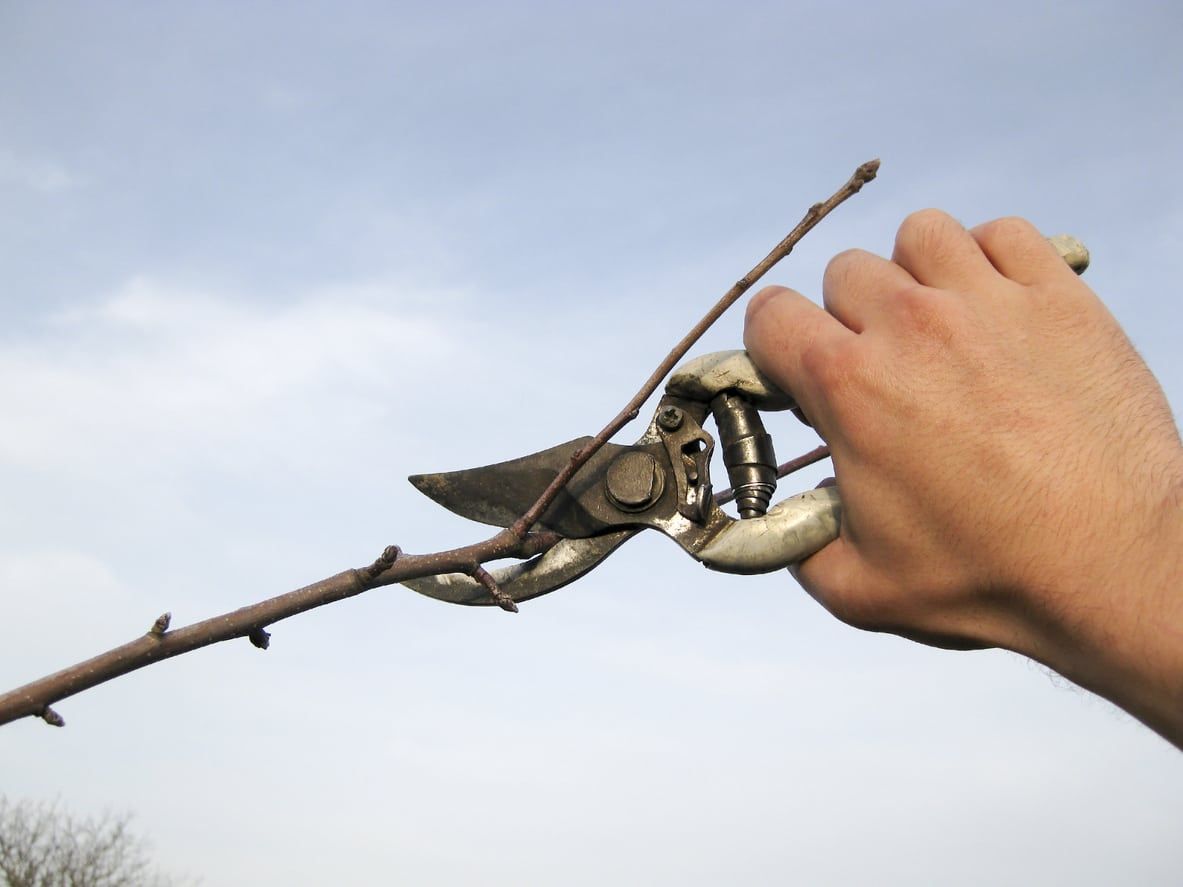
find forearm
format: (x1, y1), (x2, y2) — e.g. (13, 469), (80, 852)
(1013, 477), (1183, 748)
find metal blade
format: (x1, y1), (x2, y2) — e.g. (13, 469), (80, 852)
(402, 529), (637, 606)
(408, 436), (630, 538)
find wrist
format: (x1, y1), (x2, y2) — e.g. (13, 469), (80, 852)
(1013, 472), (1183, 747)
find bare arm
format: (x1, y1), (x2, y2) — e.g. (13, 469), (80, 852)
(743, 209), (1183, 747)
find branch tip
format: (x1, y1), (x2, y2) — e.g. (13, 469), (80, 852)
(852, 158), (880, 188)
(248, 627), (271, 650)
(41, 706), (65, 727)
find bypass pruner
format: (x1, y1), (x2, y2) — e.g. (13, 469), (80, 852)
(403, 349), (840, 607)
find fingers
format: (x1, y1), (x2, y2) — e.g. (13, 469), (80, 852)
(892, 209), (1002, 292)
(970, 216), (1076, 285)
(791, 534), (993, 650)
(822, 248), (919, 332)
(744, 286), (854, 434)
(789, 535), (881, 628)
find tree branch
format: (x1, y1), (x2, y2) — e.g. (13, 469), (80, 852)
(0, 160), (877, 728)
(0, 532), (563, 727)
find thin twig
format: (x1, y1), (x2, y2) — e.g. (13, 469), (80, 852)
(0, 532), (560, 726)
(0, 161), (877, 728)
(508, 159), (878, 540)
(714, 445), (832, 506)
(471, 567), (519, 614)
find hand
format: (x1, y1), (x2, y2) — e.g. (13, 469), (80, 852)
(743, 209), (1183, 745)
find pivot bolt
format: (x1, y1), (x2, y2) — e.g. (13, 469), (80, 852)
(604, 451), (663, 511)
(657, 406), (684, 432)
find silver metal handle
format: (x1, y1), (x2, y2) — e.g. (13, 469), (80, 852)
(696, 485), (842, 574)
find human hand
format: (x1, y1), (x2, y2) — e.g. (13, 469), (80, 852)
(743, 210), (1183, 743)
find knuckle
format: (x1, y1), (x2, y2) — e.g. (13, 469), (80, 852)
(896, 208), (961, 258)
(972, 215), (1051, 271)
(799, 337), (835, 384)
(799, 334), (856, 390)
(887, 284), (960, 341)
(973, 215), (1083, 291)
(901, 207), (951, 231)
(824, 248), (869, 282)
(891, 283), (939, 314)
(822, 249), (874, 299)
(976, 215), (1040, 248)
(798, 338), (872, 433)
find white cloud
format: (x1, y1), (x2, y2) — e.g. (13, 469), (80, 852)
(0, 276), (460, 479)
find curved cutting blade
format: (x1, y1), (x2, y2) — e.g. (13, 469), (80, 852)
(402, 529), (637, 606)
(408, 436), (629, 538)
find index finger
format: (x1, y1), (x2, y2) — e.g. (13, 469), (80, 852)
(743, 285), (855, 437)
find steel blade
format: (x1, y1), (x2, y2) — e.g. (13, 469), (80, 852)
(402, 529), (637, 606)
(408, 436), (629, 538)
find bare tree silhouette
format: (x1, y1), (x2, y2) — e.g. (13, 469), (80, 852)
(0, 797), (187, 887)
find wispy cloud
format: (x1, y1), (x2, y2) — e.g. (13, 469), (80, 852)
(0, 276), (461, 479)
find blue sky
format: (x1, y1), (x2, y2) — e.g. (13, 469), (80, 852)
(2, 2), (1181, 884)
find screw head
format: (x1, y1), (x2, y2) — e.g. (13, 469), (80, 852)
(657, 406), (684, 431)
(604, 451), (663, 511)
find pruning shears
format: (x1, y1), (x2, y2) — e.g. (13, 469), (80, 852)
(404, 235), (1089, 608)
(403, 349), (841, 606)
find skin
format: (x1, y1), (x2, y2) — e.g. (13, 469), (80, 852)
(743, 209), (1183, 748)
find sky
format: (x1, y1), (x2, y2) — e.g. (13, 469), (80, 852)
(1, 1), (1181, 884)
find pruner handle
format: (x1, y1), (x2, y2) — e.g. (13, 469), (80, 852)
(697, 485), (841, 574)
(667, 349), (842, 571)
(667, 350), (797, 411)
